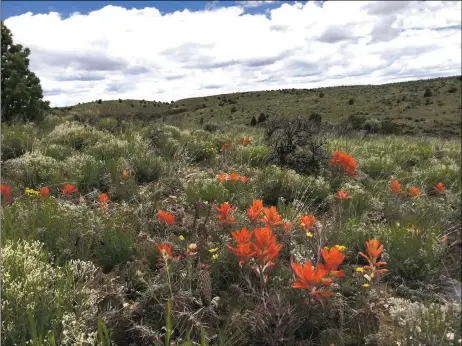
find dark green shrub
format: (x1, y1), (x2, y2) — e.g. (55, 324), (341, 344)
(448, 86), (457, 93)
(231, 105), (237, 113)
(424, 88), (432, 97)
(348, 98), (355, 105)
(264, 118), (329, 176)
(308, 112), (322, 124)
(97, 99), (102, 104)
(345, 114), (366, 130)
(258, 112), (266, 123)
(203, 123), (219, 132)
(250, 116), (257, 126)
(381, 120), (400, 134)
(319, 92), (324, 98)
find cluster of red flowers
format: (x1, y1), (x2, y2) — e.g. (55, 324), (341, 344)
(1, 184), (12, 204)
(227, 226), (283, 282)
(336, 189), (352, 200)
(40, 187), (50, 200)
(246, 199), (291, 231)
(61, 184), (78, 197)
(237, 137), (251, 146)
(99, 193), (109, 207)
(158, 210), (175, 225)
(217, 172), (248, 183)
(291, 245), (345, 306)
(216, 202), (237, 226)
(330, 150), (358, 177)
(391, 179), (446, 197)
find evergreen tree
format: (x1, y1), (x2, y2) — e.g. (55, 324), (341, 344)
(1, 22), (49, 122)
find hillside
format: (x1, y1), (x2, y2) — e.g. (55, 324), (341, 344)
(53, 75), (462, 137)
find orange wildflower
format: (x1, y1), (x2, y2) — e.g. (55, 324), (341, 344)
(247, 199), (265, 224)
(61, 184), (77, 197)
(157, 243), (173, 260)
(336, 189), (352, 200)
(359, 239), (383, 262)
(231, 227), (253, 244)
(300, 215), (316, 232)
(391, 180), (401, 194)
(239, 175), (249, 183)
(221, 143), (229, 151)
(217, 173), (228, 183)
(226, 242), (255, 268)
(408, 225), (420, 234)
(252, 226), (283, 265)
(217, 172), (248, 183)
(284, 221), (291, 233)
(216, 202), (237, 226)
(434, 182), (446, 193)
(238, 137), (251, 146)
(99, 193), (109, 207)
(330, 150), (358, 177)
(261, 206), (283, 228)
(1, 184), (12, 204)
(321, 246), (346, 277)
(40, 187), (49, 200)
(291, 259), (334, 306)
(229, 172), (241, 182)
(358, 239), (388, 279)
(158, 210), (175, 225)
(122, 169), (129, 179)
(409, 186), (420, 197)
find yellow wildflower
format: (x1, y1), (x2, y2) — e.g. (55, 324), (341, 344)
(178, 235), (185, 241)
(356, 267), (365, 273)
(25, 188), (40, 197)
(362, 283), (370, 288)
(306, 232), (313, 238)
(212, 254), (219, 260)
(209, 248), (219, 253)
(335, 245), (346, 252)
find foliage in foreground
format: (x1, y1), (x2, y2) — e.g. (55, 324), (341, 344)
(1, 118), (461, 345)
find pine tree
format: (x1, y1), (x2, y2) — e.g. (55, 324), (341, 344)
(1, 22), (49, 123)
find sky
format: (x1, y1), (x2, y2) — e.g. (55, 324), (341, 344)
(2, 0), (461, 107)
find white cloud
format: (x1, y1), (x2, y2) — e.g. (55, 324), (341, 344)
(4, 1), (462, 107)
(237, 1), (278, 8)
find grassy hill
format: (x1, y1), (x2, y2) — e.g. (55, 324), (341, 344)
(53, 75), (462, 137)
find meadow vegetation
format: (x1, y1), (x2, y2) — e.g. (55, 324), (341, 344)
(1, 114), (461, 345)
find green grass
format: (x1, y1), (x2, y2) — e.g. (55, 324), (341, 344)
(52, 75), (462, 137)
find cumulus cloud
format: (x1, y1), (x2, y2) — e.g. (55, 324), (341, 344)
(4, 1), (462, 107)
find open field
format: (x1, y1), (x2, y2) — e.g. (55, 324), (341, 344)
(2, 111), (461, 345)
